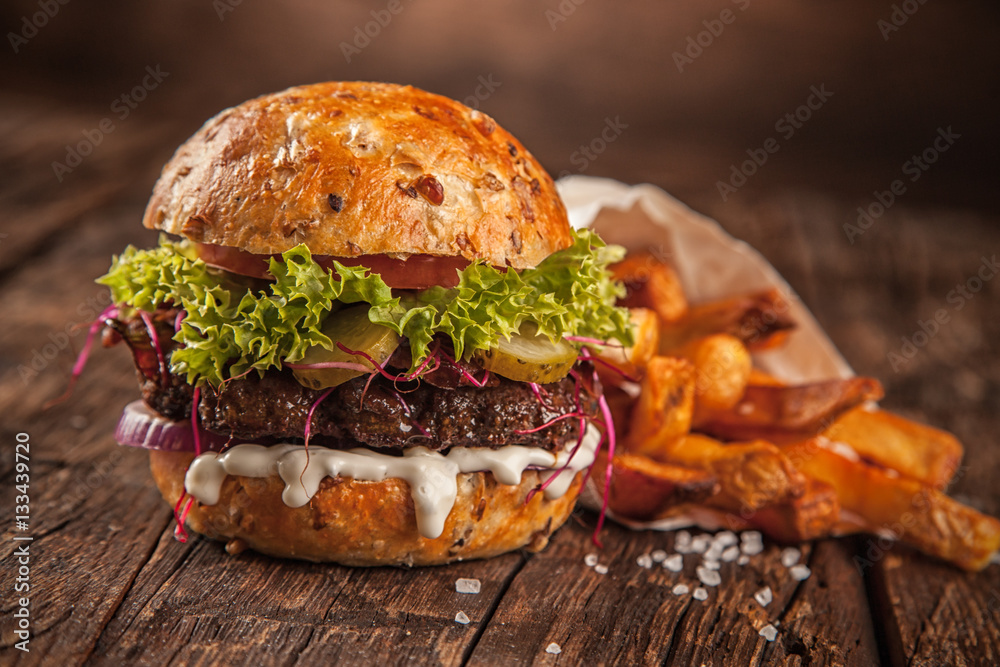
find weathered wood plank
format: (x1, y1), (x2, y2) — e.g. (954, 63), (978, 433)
(90, 530), (526, 666)
(0, 457), (172, 666)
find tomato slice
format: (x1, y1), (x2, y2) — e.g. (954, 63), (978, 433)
(196, 243), (470, 289)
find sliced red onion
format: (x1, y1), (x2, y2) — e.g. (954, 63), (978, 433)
(115, 400), (232, 452)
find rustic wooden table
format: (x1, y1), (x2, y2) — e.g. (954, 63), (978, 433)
(2, 37), (999, 667)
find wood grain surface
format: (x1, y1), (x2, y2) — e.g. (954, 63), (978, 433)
(2, 2), (999, 664)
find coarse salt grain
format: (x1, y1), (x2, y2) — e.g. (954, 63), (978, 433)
(546, 643), (562, 655)
(759, 624), (778, 641)
(663, 554), (683, 572)
(737, 555), (750, 566)
(790, 564), (812, 581)
(741, 541), (763, 556)
(455, 578), (481, 594)
(594, 564), (609, 575)
(652, 549), (668, 563)
(584, 553), (599, 567)
(780, 547), (801, 568)
(455, 611), (470, 625)
(704, 544), (724, 562)
(637, 554), (653, 569)
(721, 545), (740, 562)
(672, 584), (690, 595)
(701, 560), (721, 571)
(714, 531), (738, 548)
(696, 566), (722, 587)
(754, 586), (773, 607)
(693, 588), (708, 601)
(691, 535), (711, 554)
(676, 530), (692, 546)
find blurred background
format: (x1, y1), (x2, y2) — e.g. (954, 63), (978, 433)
(2, 0), (999, 505)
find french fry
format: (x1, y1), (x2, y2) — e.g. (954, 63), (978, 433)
(663, 434), (806, 511)
(745, 479), (840, 543)
(593, 308), (660, 381)
(612, 253), (688, 323)
(593, 451), (719, 521)
(675, 334), (752, 412)
(658, 288), (795, 352)
(821, 407), (962, 490)
(624, 356), (695, 459)
(693, 377), (884, 444)
(784, 439), (1000, 571)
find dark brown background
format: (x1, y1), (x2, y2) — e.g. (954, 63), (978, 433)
(1, 1), (998, 665)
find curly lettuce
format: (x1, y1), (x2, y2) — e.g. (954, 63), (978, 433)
(98, 229), (633, 386)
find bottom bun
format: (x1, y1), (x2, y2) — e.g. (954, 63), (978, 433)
(149, 450), (584, 566)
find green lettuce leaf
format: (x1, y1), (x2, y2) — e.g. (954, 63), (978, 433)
(98, 229), (633, 386)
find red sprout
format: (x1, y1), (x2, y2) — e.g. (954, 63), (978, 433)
(513, 411), (588, 434)
(390, 389), (430, 438)
(592, 393), (618, 547)
(586, 355), (639, 383)
(173, 309), (186, 333)
(44, 304), (119, 409)
(304, 386), (336, 448)
(564, 335), (625, 348)
(191, 386), (202, 456)
(173, 492), (192, 542)
(138, 310), (169, 385)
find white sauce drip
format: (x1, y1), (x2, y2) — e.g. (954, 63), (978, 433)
(184, 426), (600, 540)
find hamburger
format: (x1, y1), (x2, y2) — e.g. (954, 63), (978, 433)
(98, 81), (633, 566)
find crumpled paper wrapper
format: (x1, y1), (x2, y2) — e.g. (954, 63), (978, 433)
(557, 176), (854, 530)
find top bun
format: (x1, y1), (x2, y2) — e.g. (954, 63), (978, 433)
(143, 81), (572, 269)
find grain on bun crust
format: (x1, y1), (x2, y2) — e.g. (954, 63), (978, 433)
(143, 81), (572, 269)
(150, 450), (583, 566)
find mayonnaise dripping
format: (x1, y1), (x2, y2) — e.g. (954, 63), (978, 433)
(184, 425), (600, 540)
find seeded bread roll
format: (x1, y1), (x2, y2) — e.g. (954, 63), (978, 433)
(143, 81), (571, 269)
(149, 450), (582, 566)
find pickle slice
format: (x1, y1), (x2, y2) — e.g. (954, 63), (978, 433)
(292, 305), (400, 390)
(472, 323), (579, 384)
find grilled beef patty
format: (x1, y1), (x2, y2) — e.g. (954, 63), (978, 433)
(106, 310), (598, 452)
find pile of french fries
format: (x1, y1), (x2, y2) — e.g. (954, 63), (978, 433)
(591, 252), (1000, 571)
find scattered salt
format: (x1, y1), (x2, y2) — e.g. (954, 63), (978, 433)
(740, 532), (764, 556)
(754, 586), (773, 607)
(721, 546), (740, 562)
(651, 549), (668, 563)
(546, 642), (562, 655)
(759, 624), (778, 641)
(696, 566), (722, 587)
(737, 555), (750, 566)
(690, 535), (711, 554)
(701, 560), (721, 571)
(399, 422), (413, 432)
(672, 584), (690, 595)
(714, 531), (738, 548)
(663, 554), (683, 572)
(455, 578), (481, 594)
(455, 611), (471, 625)
(703, 543), (724, 562)
(693, 588), (708, 601)
(594, 564), (609, 575)
(790, 564), (812, 581)
(584, 553), (599, 567)
(637, 554), (653, 569)
(676, 530), (692, 546)
(780, 547), (801, 568)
